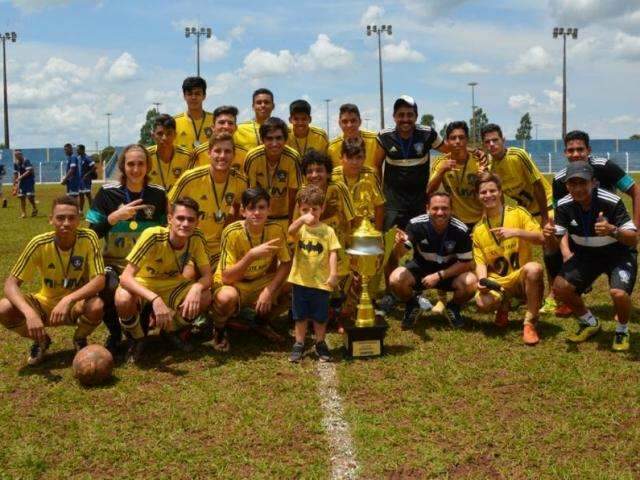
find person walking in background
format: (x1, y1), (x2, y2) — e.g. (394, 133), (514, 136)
(77, 144), (97, 213)
(13, 149), (37, 218)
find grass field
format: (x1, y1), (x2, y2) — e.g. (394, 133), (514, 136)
(0, 182), (639, 479)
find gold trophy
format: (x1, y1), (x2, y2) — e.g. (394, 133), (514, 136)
(344, 178), (388, 358)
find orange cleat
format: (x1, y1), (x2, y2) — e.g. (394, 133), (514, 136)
(554, 303), (573, 317)
(523, 323), (540, 345)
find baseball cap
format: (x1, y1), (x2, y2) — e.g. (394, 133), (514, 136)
(393, 95), (418, 115)
(565, 160), (593, 182)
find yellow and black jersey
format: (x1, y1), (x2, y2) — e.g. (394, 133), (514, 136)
(192, 141), (249, 173)
(244, 145), (301, 220)
(146, 145), (195, 192)
(331, 165), (385, 209)
(173, 111), (214, 150)
(490, 147), (552, 216)
(168, 166), (248, 258)
(11, 228), (105, 301)
(472, 206), (541, 286)
(234, 120), (263, 151)
(327, 130), (380, 169)
(287, 125), (329, 156)
(215, 220), (291, 284)
(431, 152), (487, 225)
(126, 226), (209, 284)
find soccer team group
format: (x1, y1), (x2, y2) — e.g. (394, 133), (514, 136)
(1, 75), (638, 368)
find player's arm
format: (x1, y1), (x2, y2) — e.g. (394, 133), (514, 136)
(288, 212), (314, 237)
(488, 228), (544, 245)
(255, 258), (292, 316)
(533, 180), (550, 224)
(373, 140), (386, 177)
(49, 272), (106, 326)
(180, 262), (212, 320)
(23, 164), (34, 179)
(3, 275), (46, 341)
(62, 161), (77, 183)
(221, 239), (282, 284)
(625, 184), (640, 229)
(594, 205), (639, 247)
(472, 238), (490, 292)
(82, 161), (97, 180)
(326, 249), (339, 289)
(287, 188), (298, 222)
(427, 157), (455, 195)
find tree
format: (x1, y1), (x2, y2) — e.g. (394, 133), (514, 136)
(440, 123), (448, 139)
(630, 134), (640, 140)
(139, 108), (159, 146)
(515, 113), (533, 141)
(469, 107), (489, 144)
(420, 114), (435, 129)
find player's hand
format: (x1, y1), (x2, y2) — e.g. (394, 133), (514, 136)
(180, 285), (202, 320)
(440, 157), (459, 172)
(25, 312), (45, 342)
(474, 148), (489, 172)
(255, 287), (274, 316)
(49, 297), (72, 326)
(325, 274), (339, 290)
(490, 227), (519, 240)
(421, 273), (440, 288)
(300, 212), (316, 225)
(477, 279), (489, 293)
(562, 252), (574, 263)
(594, 211), (614, 236)
(249, 238), (281, 259)
(394, 229), (409, 247)
(543, 218), (556, 239)
(114, 199), (149, 222)
(151, 298), (172, 330)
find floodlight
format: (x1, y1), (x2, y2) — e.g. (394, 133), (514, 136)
(185, 27), (190, 38)
(366, 25), (371, 36)
(553, 27), (559, 38)
(206, 28), (212, 38)
(572, 28), (578, 39)
(387, 25), (392, 35)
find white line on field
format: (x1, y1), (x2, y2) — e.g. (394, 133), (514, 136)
(316, 360), (359, 480)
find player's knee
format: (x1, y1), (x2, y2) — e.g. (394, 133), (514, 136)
(84, 297), (104, 323)
(462, 272), (478, 292)
(114, 288), (136, 316)
(609, 288), (628, 301)
(214, 288), (238, 316)
(389, 267), (412, 291)
(475, 295), (495, 313)
(524, 262), (543, 281)
(552, 276), (573, 298)
(200, 289), (212, 310)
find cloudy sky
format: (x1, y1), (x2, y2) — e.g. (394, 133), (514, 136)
(2, 0), (640, 149)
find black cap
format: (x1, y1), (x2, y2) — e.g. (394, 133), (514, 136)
(393, 95), (418, 115)
(565, 160), (593, 182)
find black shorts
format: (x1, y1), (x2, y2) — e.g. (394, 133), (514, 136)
(384, 204), (425, 232)
(404, 260), (456, 291)
(559, 252), (637, 295)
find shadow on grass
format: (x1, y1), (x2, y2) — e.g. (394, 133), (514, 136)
(17, 349), (75, 382)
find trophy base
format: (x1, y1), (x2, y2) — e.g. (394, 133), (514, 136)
(343, 314), (388, 358)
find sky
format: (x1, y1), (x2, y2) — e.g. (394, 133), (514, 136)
(1, 0), (640, 149)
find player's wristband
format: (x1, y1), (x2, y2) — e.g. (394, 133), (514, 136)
(437, 270), (444, 281)
(150, 295), (160, 305)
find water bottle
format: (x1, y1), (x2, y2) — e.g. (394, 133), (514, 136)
(418, 294), (433, 311)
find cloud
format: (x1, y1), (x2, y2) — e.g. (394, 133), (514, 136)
(507, 89), (573, 114)
(381, 41), (425, 63)
(508, 93), (538, 111)
(509, 46), (552, 74)
(609, 115), (639, 125)
(241, 48), (296, 78)
(106, 52), (138, 81)
(171, 18), (200, 32)
(401, 0), (471, 17)
(441, 61), (488, 74)
(8, 0), (97, 12)
(361, 5), (384, 26)
(300, 34), (354, 70)
(549, 0), (639, 27)
(200, 35), (231, 61)
(230, 25), (245, 39)
(613, 32), (640, 61)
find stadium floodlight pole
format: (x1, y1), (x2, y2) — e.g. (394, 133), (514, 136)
(1, 32), (17, 149)
(553, 27), (578, 140)
(185, 26), (212, 77)
(105, 113), (112, 147)
(366, 24), (392, 129)
(152, 102), (161, 113)
(324, 99), (331, 138)
(468, 82), (478, 144)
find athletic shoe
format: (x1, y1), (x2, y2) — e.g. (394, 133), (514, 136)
(377, 294), (397, 315)
(567, 321), (600, 343)
(539, 296), (557, 314)
(27, 335), (52, 366)
(73, 337), (88, 352)
(431, 300), (446, 315)
(444, 301), (465, 328)
(494, 308), (509, 328)
(554, 303), (573, 318)
(31, 209), (38, 217)
(212, 326), (230, 352)
(523, 324), (540, 346)
(125, 338), (146, 364)
(612, 331), (630, 352)
(315, 340), (331, 362)
(104, 334), (122, 355)
(289, 342), (305, 363)
(161, 330), (194, 353)
(2, 198), (7, 208)
(401, 301), (419, 330)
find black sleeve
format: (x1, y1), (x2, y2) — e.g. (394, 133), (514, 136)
(86, 188), (111, 238)
(454, 230), (473, 261)
(601, 159), (627, 187)
(610, 200), (634, 230)
(552, 177), (566, 204)
(405, 221), (417, 244)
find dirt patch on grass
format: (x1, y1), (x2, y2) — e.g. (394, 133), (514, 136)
(448, 453), (503, 479)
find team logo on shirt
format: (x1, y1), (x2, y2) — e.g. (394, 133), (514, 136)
(444, 241), (456, 252)
(173, 168), (183, 178)
(276, 170), (287, 181)
(225, 192), (235, 205)
(146, 266), (157, 275)
(200, 194), (208, 201)
(570, 220), (578, 227)
(618, 270), (630, 284)
(71, 256), (84, 270)
(414, 143), (424, 155)
(299, 240), (324, 254)
(204, 127), (213, 138)
(143, 205), (156, 219)
(47, 263), (56, 270)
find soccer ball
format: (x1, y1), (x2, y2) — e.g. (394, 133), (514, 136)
(72, 344), (114, 386)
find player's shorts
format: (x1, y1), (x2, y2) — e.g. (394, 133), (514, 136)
(66, 186), (79, 196)
(137, 278), (195, 310)
(79, 179), (92, 194)
(560, 252), (638, 295)
(291, 284), (330, 323)
(214, 273), (276, 310)
(24, 293), (84, 325)
(17, 183), (35, 197)
(404, 260), (457, 292)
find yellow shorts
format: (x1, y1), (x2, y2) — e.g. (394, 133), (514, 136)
(490, 268), (526, 298)
(215, 274), (276, 309)
(25, 293), (84, 325)
(137, 278), (194, 310)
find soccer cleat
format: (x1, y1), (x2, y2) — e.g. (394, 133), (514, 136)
(494, 308), (509, 328)
(401, 301), (419, 330)
(444, 302), (465, 328)
(73, 337), (88, 352)
(431, 300), (446, 315)
(567, 321), (600, 343)
(315, 340), (331, 362)
(27, 335), (52, 366)
(125, 338), (146, 364)
(554, 303), (573, 318)
(161, 329), (194, 353)
(31, 209), (38, 217)
(612, 331), (630, 352)
(289, 342), (305, 363)
(212, 326), (230, 352)
(377, 294), (397, 315)
(523, 324), (540, 345)
(539, 296), (557, 314)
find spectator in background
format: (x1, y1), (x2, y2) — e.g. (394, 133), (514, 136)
(0, 162), (7, 208)
(77, 144), (97, 212)
(13, 149), (37, 218)
(61, 143), (80, 200)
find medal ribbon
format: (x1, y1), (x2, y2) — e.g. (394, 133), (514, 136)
(54, 238), (76, 288)
(189, 112), (208, 145)
(210, 171), (231, 220)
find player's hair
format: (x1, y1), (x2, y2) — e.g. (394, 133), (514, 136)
(182, 76), (207, 94)
(51, 195), (79, 212)
(564, 130), (590, 148)
(116, 144), (151, 186)
(153, 113), (176, 131)
(171, 196), (200, 215)
(296, 184), (325, 207)
(64, 143), (72, 148)
(446, 121), (469, 139)
(474, 171), (503, 194)
(301, 149), (333, 176)
(77, 144), (85, 150)
(339, 103), (361, 119)
(252, 88), (274, 103)
(241, 187), (271, 208)
(341, 137), (365, 158)
(289, 99), (311, 116)
(481, 123), (503, 139)
(259, 117), (288, 141)
(208, 131), (235, 150)
(213, 105), (239, 119)
(427, 191), (451, 204)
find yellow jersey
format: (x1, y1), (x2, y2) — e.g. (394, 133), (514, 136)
(173, 111), (214, 150)
(146, 145), (195, 192)
(286, 125), (329, 156)
(288, 223), (341, 292)
(327, 130), (380, 169)
(234, 120), (263, 151)
(244, 145), (301, 220)
(431, 152), (487, 225)
(168, 166), (248, 260)
(215, 220), (291, 285)
(331, 165), (385, 210)
(472, 206), (541, 287)
(192, 141), (249, 173)
(490, 147), (552, 216)
(11, 228), (105, 301)
(126, 226), (209, 287)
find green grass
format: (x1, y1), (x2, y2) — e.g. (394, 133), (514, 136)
(1, 180), (640, 479)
